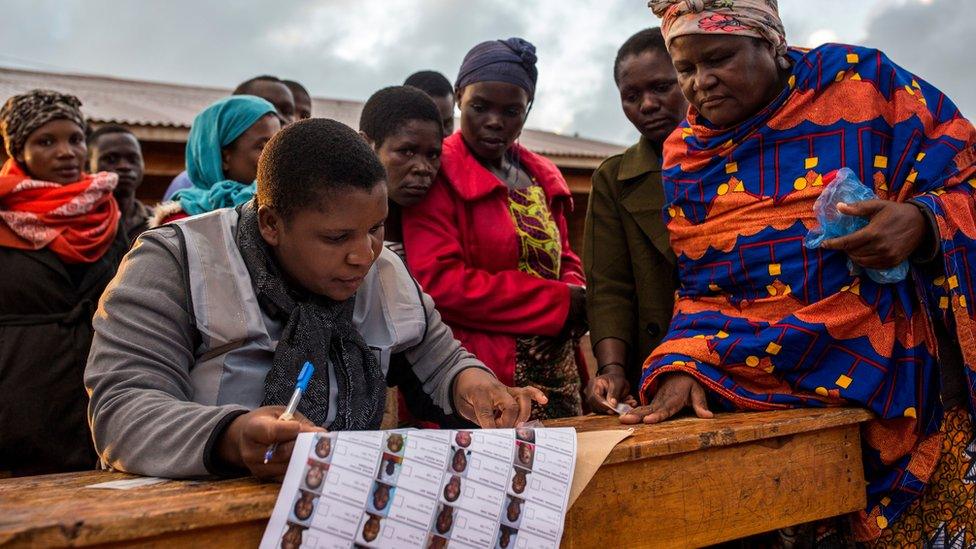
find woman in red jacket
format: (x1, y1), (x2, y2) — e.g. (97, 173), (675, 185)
(402, 38), (587, 419)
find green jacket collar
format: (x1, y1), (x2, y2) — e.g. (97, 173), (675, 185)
(617, 136), (662, 182)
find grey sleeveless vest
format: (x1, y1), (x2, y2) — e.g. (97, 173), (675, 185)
(173, 208), (427, 418)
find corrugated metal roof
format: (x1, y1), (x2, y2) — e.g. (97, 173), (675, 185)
(0, 67), (624, 162)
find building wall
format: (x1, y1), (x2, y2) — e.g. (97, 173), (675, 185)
(138, 140), (184, 202)
(561, 169), (595, 256)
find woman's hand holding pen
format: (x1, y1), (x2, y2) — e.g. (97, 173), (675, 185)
(215, 406), (325, 480)
(453, 368), (548, 428)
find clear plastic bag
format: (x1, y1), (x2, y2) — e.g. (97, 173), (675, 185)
(804, 167), (909, 284)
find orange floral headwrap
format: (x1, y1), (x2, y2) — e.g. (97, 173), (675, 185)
(648, 0), (790, 69)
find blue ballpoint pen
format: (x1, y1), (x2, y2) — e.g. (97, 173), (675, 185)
(263, 361), (315, 464)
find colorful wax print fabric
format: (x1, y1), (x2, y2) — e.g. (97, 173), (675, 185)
(509, 185), (581, 419)
(644, 43), (976, 540)
(867, 406), (976, 547)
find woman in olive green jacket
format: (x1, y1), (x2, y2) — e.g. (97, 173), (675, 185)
(583, 28), (687, 412)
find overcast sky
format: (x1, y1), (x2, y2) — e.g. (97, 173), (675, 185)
(0, 0), (971, 145)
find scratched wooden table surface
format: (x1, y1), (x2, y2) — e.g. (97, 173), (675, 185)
(552, 407), (872, 548)
(0, 407), (872, 548)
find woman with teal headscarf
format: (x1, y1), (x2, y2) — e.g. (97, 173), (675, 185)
(156, 95), (280, 224)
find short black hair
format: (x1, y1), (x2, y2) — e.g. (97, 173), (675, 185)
(403, 71), (453, 98)
(359, 86), (442, 147)
(233, 75), (283, 95)
(257, 118), (385, 221)
(88, 124), (137, 146)
(614, 28), (667, 83)
(282, 79), (310, 99)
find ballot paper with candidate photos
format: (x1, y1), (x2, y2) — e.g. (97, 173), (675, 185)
(260, 427), (577, 549)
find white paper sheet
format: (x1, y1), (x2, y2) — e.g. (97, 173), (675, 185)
(84, 477), (169, 490)
(259, 427), (577, 549)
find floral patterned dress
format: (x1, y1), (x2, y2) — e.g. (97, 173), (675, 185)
(507, 184), (581, 420)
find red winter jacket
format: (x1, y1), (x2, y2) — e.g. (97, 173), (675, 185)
(402, 133), (585, 386)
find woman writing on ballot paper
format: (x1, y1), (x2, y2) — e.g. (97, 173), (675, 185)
(85, 119), (545, 480)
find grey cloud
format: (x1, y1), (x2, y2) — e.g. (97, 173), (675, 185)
(861, 0), (976, 117)
(569, 63), (636, 144)
(2, 1), (967, 147)
(265, 1), (532, 99)
(0, 0), (303, 87)
(0, 0), (649, 144)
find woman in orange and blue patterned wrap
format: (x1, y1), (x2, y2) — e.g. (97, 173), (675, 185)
(622, 0), (976, 543)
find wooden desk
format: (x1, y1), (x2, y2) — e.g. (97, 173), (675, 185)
(551, 408), (872, 548)
(0, 408), (872, 548)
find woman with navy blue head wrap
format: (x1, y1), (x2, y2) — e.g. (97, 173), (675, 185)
(402, 37), (589, 420)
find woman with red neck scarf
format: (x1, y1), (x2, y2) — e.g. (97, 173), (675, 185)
(0, 90), (128, 476)
(402, 38), (588, 420)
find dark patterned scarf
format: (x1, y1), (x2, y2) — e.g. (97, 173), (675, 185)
(0, 89), (87, 160)
(236, 203), (385, 429)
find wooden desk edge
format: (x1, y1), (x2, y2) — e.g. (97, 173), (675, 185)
(0, 475), (279, 547)
(0, 408), (875, 547)
(546, 407), (874, 465)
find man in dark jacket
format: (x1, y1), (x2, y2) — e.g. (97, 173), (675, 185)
(89, 124), (152, 244)
(583, 28), (687, 412)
